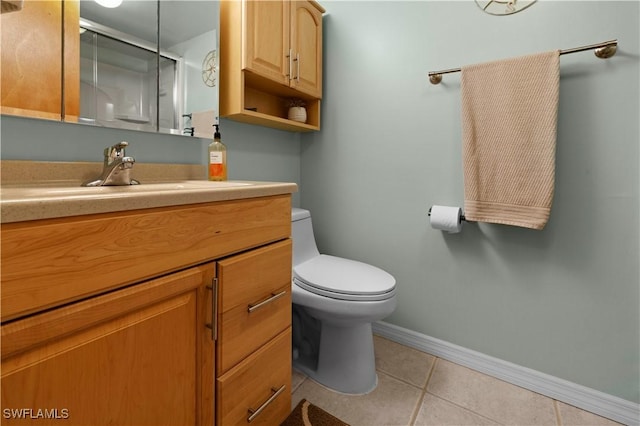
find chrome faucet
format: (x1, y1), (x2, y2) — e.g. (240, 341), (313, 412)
(83, 141), (140, 186)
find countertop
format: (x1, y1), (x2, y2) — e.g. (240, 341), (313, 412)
(1, 161), (298, 223)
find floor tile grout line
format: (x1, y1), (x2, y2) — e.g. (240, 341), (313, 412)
(424, 357), (438, 390)
(291, 371), (308, 394)
(375, 369), (427, 391)
(408, 387), (428, 425)
(375, 368), (423, 393)
(423, 390), (509, 426)
(381, 375), (425, 426)
(423, 358), (511, 426)
(554, 400), (563, 426)
(373, 340), (439, 393)
(408, 358), (438, 425)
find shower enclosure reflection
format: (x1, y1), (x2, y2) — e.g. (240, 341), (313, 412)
(78, 0), (218, 136)
(79, 19), (181, 133)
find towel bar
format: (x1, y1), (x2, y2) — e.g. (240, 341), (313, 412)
(428, 39), (618, 85)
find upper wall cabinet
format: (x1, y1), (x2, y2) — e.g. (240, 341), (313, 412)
(220, 0), (325, 132)
(244, 0), (322, 98)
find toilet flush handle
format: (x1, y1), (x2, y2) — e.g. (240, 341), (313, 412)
(247, 290), (287, 313)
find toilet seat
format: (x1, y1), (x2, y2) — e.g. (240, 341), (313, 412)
(293, 255), (396, 302)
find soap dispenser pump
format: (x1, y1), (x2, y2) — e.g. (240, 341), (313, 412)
(208, 124), (227, 181)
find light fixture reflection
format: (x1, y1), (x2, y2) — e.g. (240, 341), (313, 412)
(95, 0), (123, 8)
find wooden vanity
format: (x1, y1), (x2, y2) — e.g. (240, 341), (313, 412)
(0, 178), (296, 425)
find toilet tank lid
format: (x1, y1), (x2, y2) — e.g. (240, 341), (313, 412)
(292, 208), (311, 222)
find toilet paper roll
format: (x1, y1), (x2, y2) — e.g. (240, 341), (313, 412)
(430, 205), (463, 233)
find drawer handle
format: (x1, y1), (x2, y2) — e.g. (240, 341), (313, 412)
(247, 385), (286, 423)
(247, 290), (287, 313)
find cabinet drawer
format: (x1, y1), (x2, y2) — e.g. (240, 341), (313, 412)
(217, 327), (291, 426)
(217, 239), (292, 374)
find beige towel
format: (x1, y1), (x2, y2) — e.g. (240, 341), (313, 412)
(461, 50), (560, 230)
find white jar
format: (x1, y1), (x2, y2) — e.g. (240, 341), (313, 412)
(288, 106), (307, 123)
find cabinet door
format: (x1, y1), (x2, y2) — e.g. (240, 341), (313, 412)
(0, 0), (79, 121)
(1, 265), (215, 426)
(290, 0), (323, 97)
(243, 0), (290, 86)
(1, 1), (63, 120)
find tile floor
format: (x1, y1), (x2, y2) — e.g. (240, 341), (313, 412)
(290, 335), (622, 426)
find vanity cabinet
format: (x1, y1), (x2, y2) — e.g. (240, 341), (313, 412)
(220, 0), (325, 132)
(0, 0), (79, 121)
(1, 194), (292, 425)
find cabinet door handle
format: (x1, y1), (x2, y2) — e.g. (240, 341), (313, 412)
(247, 385), (286, 423)
(205, 278), (218, 341)
(247, 290), (287, 313)
(295, 52), (300, 83)
(287, 48), (293, 79)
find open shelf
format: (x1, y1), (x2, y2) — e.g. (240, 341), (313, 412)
(221, 71), (321, 132)
(225, 109), (320, 132)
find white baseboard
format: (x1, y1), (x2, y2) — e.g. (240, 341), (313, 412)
(372, 321), (639, 426)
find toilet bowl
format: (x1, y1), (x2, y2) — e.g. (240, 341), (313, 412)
(291, 208), (396, 394)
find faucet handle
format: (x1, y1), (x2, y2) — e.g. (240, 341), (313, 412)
(104, 141), (129, 165)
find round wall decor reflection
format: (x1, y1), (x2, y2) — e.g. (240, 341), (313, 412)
(475, 0), (537, 16)
(201, 50), (217, 87)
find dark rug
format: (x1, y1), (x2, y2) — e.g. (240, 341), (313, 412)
(281, 399), (350, 426)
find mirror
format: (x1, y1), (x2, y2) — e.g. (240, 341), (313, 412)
(0, 0), (219, 137)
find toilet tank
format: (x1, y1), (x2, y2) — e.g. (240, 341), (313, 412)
(291, 208), (320, 266)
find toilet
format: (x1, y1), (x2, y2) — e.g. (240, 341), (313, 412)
(291, 208), (397, 394)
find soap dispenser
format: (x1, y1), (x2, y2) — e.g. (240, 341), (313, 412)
(208, 124), (227, 181)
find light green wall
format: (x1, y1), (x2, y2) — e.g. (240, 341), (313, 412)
(300, 1), (639, 403)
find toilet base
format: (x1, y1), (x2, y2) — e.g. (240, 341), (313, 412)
(293, 321), (378, 395)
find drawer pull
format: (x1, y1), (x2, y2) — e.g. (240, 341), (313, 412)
(247, 385), (286, 423)
(247, 290), (287, 313)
